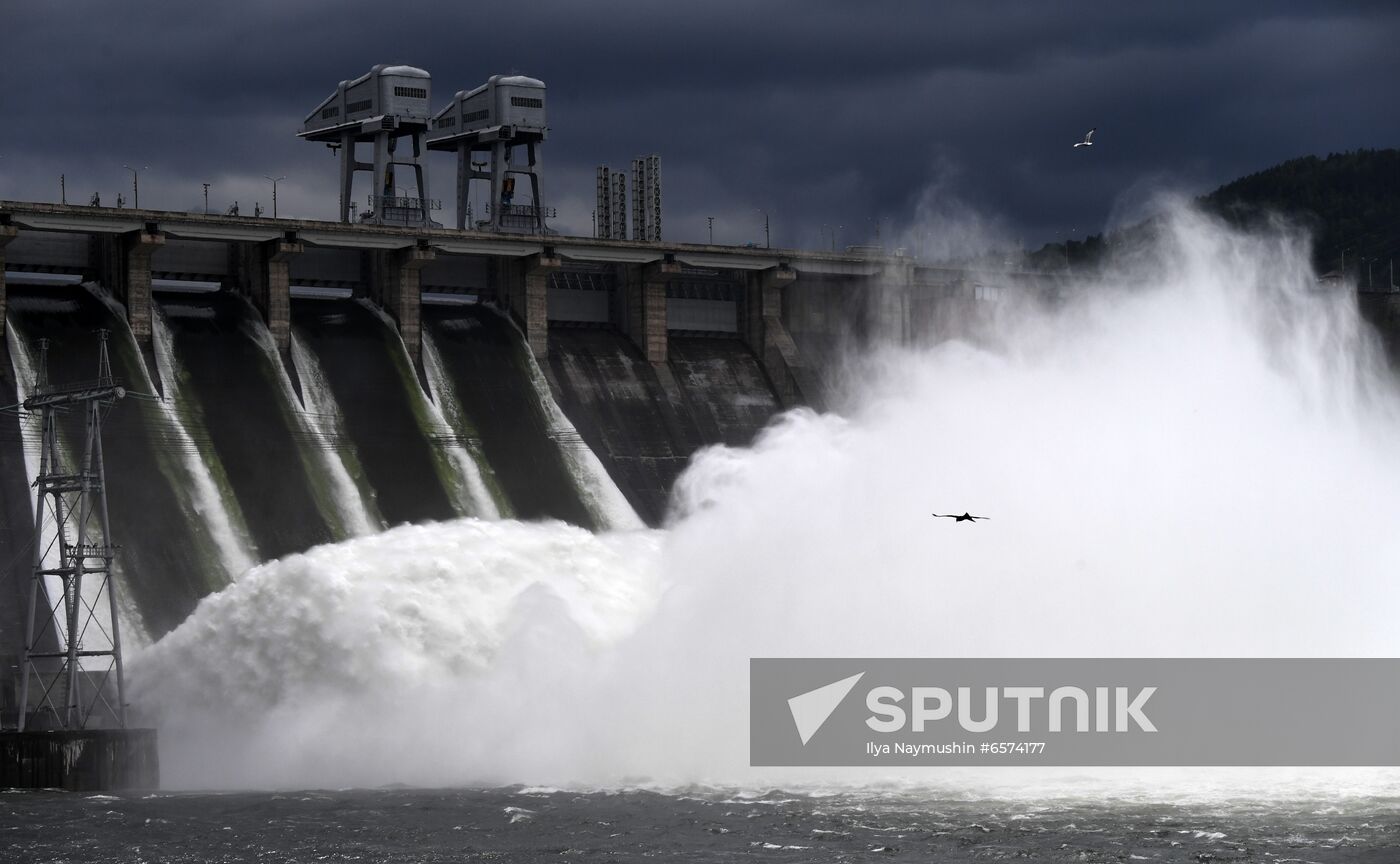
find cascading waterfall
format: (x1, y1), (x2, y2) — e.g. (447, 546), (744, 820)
(134, 204), (1400, 794)
(146, 300), (258, 578)
(420, 327), (505, 519)
(357, 299), (502, 519)
(249, 316), (384, 538)
(505, 310), (644, 532)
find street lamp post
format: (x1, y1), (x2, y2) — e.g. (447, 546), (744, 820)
(122, 165), (148, 209)
(202, 183), (210, 215)
(756, 209), (770, 249)
(264, 175), (286, 218)
(707, 216), (714, 244)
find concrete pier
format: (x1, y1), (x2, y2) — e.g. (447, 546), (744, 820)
(120, 229), (165, 346)
(0, 729), (158, 790)
(366, 243), (436, 362)
(257, 238), (302, 353)
(625, 259), (677, 363)
(498, 251), (558, 359)
(743, 265), (823, 409)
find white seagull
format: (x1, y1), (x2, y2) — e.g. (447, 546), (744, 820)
(1073, 128), (1096, 148)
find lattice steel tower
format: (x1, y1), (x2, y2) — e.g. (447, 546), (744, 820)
(629, 155), (662, 242)
(17, 332), (131, 732)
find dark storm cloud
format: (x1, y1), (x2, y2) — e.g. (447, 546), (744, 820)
(3, 1), (1398, 249)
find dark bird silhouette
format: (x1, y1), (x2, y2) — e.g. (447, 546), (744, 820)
(932, 512), (990, 522)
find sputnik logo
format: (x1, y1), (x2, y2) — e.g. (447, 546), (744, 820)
(787, 672), (865, 745)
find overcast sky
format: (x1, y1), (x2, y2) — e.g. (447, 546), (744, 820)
(2, 1), (1397, 253)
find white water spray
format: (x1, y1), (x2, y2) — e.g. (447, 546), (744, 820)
(138, 296), (257, 579)
(357, 299), (501, 519)
(266, 324), (384, 537)
(135, 205), (1400, 795)
(420, 328), (503, 519)
(507, 310), (644, 531)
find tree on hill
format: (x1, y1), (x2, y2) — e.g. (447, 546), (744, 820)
(1025, 149), (1400, 285)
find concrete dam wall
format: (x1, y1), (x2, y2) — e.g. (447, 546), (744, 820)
(0, 278), (796, 645)
(0, 203), (1081, 655)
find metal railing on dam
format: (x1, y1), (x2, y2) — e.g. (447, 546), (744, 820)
(0, 200), (884, 277)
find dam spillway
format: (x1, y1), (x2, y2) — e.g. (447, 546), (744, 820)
(0, 266), (842, 649)
(0, 197), (1143, 675)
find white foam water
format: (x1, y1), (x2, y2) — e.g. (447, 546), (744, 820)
(133, 205), (1400, 795)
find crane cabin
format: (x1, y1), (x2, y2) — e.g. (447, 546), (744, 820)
(299, 64), (437, 226)
(428, 75), (548, 233)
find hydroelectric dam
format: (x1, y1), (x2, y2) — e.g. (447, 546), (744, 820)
(0, 61), (1076, 789)
(7, 65), (1394, 793)
(0, 199), (1061, 638)
(5, 200), (1400, 790)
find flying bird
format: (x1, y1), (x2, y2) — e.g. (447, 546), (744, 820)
(1073, 128), (1096, 148)
(932, 512), (990, 523)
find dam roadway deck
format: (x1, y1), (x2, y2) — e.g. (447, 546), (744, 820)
(0, 200), (926, 409)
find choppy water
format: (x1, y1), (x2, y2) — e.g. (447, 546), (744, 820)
(2, 787), (1397, 862)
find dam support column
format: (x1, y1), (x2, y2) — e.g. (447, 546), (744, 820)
(367, 242), (435, 364)
(250, 237), (302, 354)
(498, 251), (558, 359)
(119, 229), (164, 348)
(743, 264), (824, 411)
(623, 259), (676, 363)
(0, 222), (16, 340)
(873, 258), (914, 345)
(225, 235), (303, 397)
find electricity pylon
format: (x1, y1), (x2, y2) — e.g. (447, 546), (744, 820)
(16, 331), (131, 732)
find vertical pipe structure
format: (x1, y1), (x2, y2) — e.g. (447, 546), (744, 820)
(610, 173), (627, 240)
(339, 131), (356, 222)
(456, 144), (471, 230)
(595, 166), (611, 240)
(646, 154), (661, 242)
(489, 140), (506, 233)
(411, 134), (430, 226)
(527, 142), (544, 234)
(631, 157), (646, 241)
(372, 135), (389, 221)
